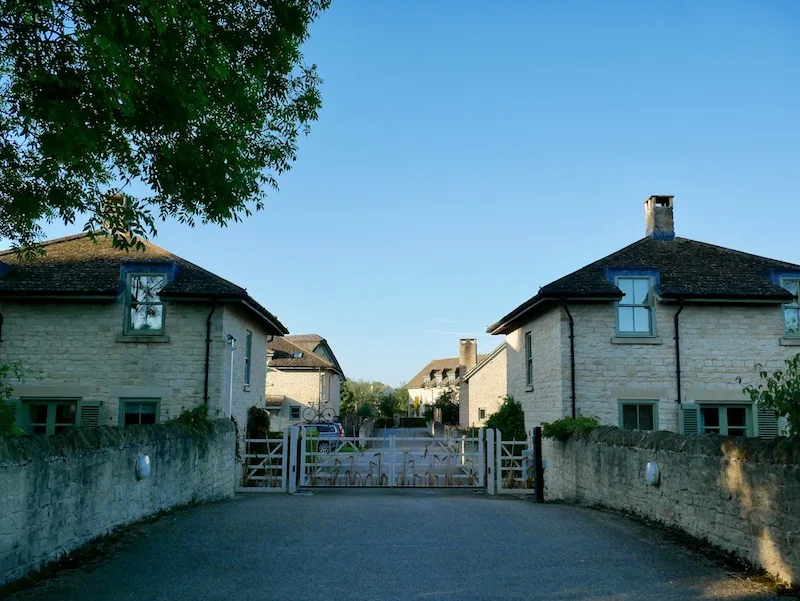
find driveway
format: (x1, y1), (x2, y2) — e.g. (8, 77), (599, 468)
(7, 490), (775, 601)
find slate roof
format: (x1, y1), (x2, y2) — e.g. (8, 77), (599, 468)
(406, 355), (488, 389)
(0, 233), (289, 334)
(283, 334), (346, 379)
(488, 236), (800, 335)
(268, 336), (337, 371)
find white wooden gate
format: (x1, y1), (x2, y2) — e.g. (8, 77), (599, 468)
(239, 427), (541, 496)
(299, 428), (485, 488)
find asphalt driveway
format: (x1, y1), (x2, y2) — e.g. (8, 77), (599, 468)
(7, 490), (775, 601)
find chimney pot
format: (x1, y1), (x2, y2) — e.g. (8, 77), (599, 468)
(458, 338), (477, 372)
(644, 195), (675, 240)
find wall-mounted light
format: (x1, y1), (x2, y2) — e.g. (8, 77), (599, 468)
(645, 461), (660, 486)
(135, 455), (151, 480)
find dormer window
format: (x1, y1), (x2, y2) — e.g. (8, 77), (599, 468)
(448, 374), (456, 384)
(435, 373), (442, 385)
(423, 376), (430, 387)
(125, 273), (165, 334)
(616, 277), (655, 336)
(292, 351), (304, 358)
(781, 277), (800, 336)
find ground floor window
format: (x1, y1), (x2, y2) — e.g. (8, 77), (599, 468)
(619, 401), (658, 431)
(700, 404), (751, 437)
(120, 399), (160, 427)
(290, 406), (301, 420)
(478, 408), (487, 420)
(25, 399), (78, 435)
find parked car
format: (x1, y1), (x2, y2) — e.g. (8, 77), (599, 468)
(300, 422), (342, 453)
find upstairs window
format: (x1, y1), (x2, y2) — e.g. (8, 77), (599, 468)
(616, 277), (655, 336)
(125, 273), (165, 334)
(244, 330), (252, 386)
(781, 277), (800, 336)
(423, 376), (430, 387)
(525, 332), (533, 387)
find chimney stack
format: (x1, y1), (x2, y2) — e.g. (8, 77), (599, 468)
(459, 338), (477, 371)
(644, 195), (675, 240)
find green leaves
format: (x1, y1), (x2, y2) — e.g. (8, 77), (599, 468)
(486, 396), (527, 440)
(0, 0), (330, 253)
(740, 353), (800, 438)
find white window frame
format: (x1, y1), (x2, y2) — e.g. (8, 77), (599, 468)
(124, 272), (166, 335)
(780, 276), (800, 337)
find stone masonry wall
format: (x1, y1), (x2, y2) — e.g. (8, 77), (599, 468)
(462, 346), (508, 427)
(505, 306), (566, 430)
(543, 427), (800, 585)
(0, 420), (236, 587)
(0, 298), (224, 425)
(568, 301), (797, 432)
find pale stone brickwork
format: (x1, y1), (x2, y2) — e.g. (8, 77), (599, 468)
(507, 301), (798, 432)
(0, 420), (236, 587)
(461, 346), (508, 427)
(266, 369), (342, 428)
(505, 306), (567, 430)
(0, 298), (270, 435)
(543, 428), (800, 585)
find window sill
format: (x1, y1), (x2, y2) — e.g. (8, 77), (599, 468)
(779, 337), (800, 346)
(611, 336), (662, 345)
(116, 334), (170, 343)
(525, 385), (534, 393)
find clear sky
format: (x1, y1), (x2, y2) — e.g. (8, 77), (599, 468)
(26, 0), (800, 386)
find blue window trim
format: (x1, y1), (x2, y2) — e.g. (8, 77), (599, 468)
(605, 268), (661, 290)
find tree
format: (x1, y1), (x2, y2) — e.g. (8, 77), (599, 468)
(434, 389), (459, 425)
(0, 0), (330, 253)
(339, 379), (389, 417)
(0, 362), (25, 437)
(739, 354), (800, 437)
(378, 388), (408, 418)
(485, 396), (526, 441)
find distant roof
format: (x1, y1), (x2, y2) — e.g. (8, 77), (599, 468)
(284, 334), (323, 344)
(0, 233), (288, 334)
(405, 355), (488, 389)
(488, 237), (800, 335)
(268, 336), (338, 372)
(283, 334), (345, 379)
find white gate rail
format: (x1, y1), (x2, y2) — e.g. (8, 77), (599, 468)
(238, 431), (289, 492)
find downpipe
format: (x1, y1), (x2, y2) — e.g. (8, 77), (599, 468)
(674, 301), (684, 404)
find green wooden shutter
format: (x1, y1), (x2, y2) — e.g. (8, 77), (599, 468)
(76, 400), (104, 428)
(680, 404), (700, 435)
(756, 408), (780, 440)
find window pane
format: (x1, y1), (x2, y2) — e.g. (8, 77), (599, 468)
(638, 405), (654, 430)
(130, 275), (164, 303)
(28, 403), (48, 424)
(727, 407), (746, 428)
(618, 278), (634, 302)
(130, 303), (164, 331)
(618, 307), (634, 332)
(622, 405), (638, 430)
(124, 411), (141, 426)
(632, 278), (650, 305)
(633, 307), (651, 333)
(701, 407), (720, 433)
(55, 403), (76, 424)
(525, 333), (532, 357)
(785, 308), (800, 335)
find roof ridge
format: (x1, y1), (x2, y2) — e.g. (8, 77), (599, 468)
(674, 236), (800, 268)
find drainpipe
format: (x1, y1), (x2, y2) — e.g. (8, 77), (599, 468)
(674, 301), (684, 404)
(0, 311), (4, 363)
(562, 300), (576, 419)
(203, 305), (216, 405)
(227, 335), (237, 417)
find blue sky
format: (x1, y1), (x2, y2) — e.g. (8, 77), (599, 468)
(27, 0), (800, 385)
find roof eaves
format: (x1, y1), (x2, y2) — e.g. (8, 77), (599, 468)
(487, 293), (621, 335)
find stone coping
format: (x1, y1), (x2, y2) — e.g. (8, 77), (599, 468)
(569, 425), (800, 465)
(0, 419), (234, 465)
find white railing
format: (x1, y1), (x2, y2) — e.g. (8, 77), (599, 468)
(238, 431), (289, 492)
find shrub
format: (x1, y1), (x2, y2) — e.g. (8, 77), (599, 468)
(400, 417), (427, 428)
(485, 396), (526, 440)
(0, 362), (24, 438)
(168, 405), (214, 452)
(247, 405), (271, 438)
(541, 416), (600, 441)
(738, 353), (800, 437)
(374, 417), (394, 429)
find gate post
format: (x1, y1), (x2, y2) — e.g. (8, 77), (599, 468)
(288, 427), (299, 493)
(389, 434), (396, 487)
(486, 429), (496, 495)
(496, 429), (503, 494)
(534, 426), (544, 503)
(281, 429), (290, 491)
(478, 428), (485, 488)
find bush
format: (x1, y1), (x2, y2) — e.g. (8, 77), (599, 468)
(374, 417), (394, 429)
(739, 353), (800, 437)
(247, 405), (271, 438)
(400, 417), (427, 428)
(434, 389), (459, 425)
(0, 362), (24, 438)
(168, 405), (214, 452)
(485, 396), (526, 440)
(541, 416), (600, 441)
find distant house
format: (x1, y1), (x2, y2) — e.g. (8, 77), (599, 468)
(405, 338), (508, 427)
(266, 334), (345, 428)
(488, 196), (794, 438)
(0, 233), (288, 439)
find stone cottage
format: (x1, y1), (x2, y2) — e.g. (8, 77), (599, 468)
(265, 334), (345, 429)
(487, 196), (797, 437)
(0, 233), (288, 437)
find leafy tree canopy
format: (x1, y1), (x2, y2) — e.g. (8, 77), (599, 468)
(485, 396), (526, 440)
(0, 0), (329, 253)
(739, 354), (800, 437)
(340, 379), (390, 417)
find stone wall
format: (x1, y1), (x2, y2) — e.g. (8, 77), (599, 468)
(0, 420), (236, 587)
(543, 427), (800, 585)
(505, 306), (567, 429)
